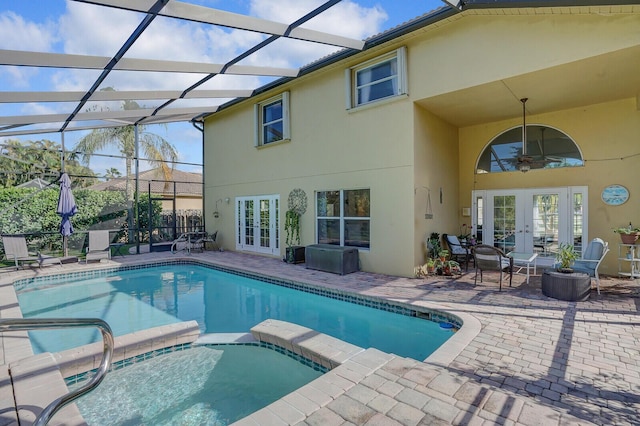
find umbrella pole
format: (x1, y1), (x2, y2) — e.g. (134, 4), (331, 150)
(63, 235), (68, 257)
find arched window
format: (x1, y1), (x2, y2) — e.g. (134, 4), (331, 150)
(476, 125), (583, 173)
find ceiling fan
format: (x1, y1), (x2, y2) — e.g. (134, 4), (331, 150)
(516, 98), (561, 172)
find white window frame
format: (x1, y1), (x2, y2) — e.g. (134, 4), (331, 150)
(316, 189), (371, 250)
(254, 91), (290, 147)
(345, 47), (407, 109)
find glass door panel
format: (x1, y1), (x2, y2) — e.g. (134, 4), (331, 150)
(244, 200), (254, 246)
(531, 194), (559, 257)
(259, 199), (270, 249)
(493, 195), (517, 252)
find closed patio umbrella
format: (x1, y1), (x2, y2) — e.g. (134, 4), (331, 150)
(56, 173), (77, 257)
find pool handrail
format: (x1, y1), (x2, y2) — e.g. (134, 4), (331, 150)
(0, 317), (114, 426)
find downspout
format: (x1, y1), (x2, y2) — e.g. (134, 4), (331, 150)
(191, 120), (205, 232)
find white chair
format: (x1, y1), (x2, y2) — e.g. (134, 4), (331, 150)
(2, 235), (62, 269)
(86, 231), (111, 263)
(571, 238), (609, 295)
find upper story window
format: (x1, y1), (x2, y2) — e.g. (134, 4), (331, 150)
(254, 92), (290, 146)
(476, 125), (583, 173)
(346, 47), (407, 109)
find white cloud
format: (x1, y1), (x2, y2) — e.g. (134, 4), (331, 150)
(0, 11), (57, 51)
(59, 2), (139, 56)
(0, 11), (58, 89)
(250, 0), (387, 39)
(241, 0), (387, 69)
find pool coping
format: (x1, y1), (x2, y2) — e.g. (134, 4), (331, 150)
(0, 256), (482, 425)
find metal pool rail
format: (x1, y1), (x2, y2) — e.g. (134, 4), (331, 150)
(0, 318), (114, 426)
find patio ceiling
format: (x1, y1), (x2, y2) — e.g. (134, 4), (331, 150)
(417, 43), (640, 127)
(0, 0), (365, 137)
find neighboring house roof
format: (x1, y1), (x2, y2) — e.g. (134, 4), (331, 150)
(16, 178), (52, 189)
(88, 169), (203, 197)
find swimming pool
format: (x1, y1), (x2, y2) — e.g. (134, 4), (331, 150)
(70, 344), (324, 425)
(16, 262), (457, 360)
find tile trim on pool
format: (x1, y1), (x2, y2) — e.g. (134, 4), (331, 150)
(13, 259), (464, 330)
(65, 340), (328, 388)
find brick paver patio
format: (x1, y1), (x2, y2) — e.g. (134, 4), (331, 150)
(1, 250), (638, 425)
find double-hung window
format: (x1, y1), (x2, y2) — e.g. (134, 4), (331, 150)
(316, 189), (370, 249)
(255, 92), (290, 146)
(346, 47), (407, 109)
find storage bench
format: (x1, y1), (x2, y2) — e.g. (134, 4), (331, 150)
(305, 244), (359, 275)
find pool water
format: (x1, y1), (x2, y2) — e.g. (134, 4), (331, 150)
(72, 345), (323, 425)
(17, 264), (454, 360)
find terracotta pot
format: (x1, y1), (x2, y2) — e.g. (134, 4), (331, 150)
(620, 233), (639, 244)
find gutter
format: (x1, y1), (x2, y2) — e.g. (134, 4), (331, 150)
(206, 6), (460, 116)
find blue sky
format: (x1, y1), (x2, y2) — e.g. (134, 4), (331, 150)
(0, 0), (445, 176)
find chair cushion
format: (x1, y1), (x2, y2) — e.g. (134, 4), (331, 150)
(583, 238), (604, 261)
(572, 264), (595, 276)
(447, 235), (467, 254)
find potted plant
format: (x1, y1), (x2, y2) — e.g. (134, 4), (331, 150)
(613, 223), (640, 245)
(442, 259), (461, 276)
(555, 242), (579, 273)
(427, 232), (441, 259)
(438, 249), (449, 262)
(284, 188), (308, 263)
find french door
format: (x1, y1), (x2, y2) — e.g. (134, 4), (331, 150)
(235, 195), (279, 255)
(473, 187), (587, 262)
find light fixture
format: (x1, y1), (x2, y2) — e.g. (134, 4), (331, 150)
(517, 97), (532, 173)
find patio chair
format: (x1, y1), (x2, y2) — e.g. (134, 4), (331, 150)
(1, 234), (62, 269)
(443, 234), (472, 271)
(201, 230), (219, 251)
(86, 230), (111, 263)
(570, 238), (609, 295)
(473, 244), (514, 291)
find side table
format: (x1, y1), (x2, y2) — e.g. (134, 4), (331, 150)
(541, 270), (591, 301)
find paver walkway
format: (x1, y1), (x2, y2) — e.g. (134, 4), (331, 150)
(190, 251), (640, 425)
(1, 250), (638, 425)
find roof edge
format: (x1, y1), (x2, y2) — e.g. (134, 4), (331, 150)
(203, 6), (460, 117)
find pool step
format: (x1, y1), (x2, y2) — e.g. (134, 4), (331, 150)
(8, 352), (85, 425)
(194, 333), (256, 345)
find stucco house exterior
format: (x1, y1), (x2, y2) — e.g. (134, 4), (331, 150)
(202, 1), (640, 278)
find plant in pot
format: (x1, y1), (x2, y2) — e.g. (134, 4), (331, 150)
(555, 243), (579, 273)
(613, 223), (640, 245)
(284, 188), (308, 263)
(427, 232), (441, 259)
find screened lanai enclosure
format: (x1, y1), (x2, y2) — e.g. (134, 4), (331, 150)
(0, 0), (365, 261)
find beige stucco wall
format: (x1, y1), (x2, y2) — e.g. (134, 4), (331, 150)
(413, 104), (459, 268)
(159, 196), (202, 212)
(204, 7), (640, 278)
(458, 98), (640, 275)
(409, 11), (640, 100)
(204, 65), (417, 276)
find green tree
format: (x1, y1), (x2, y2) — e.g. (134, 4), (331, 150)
(74, 118), (178, 239)
(74, 125), (178, 199)
(105, 168), (121, 180)
(0, 139), (95, 188)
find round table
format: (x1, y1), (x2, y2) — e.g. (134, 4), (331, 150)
(541, 270), (591, 301)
